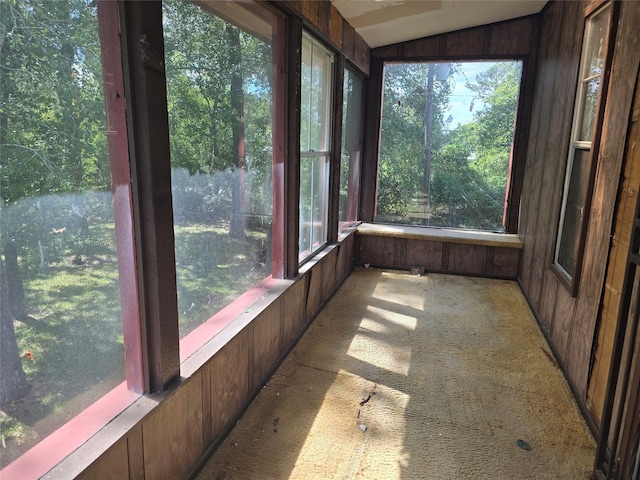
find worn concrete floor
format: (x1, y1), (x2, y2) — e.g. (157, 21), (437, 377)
(196, 268), (596, 479)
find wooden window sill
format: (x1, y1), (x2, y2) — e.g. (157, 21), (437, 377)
(357, 223), (523, 249)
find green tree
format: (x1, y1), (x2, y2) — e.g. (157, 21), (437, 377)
(1, 0), (109, 205)
(162, 1), (273, 236)
(377, 63), (452, 219)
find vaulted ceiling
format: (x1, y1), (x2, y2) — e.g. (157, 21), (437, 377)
(330, 0), (548, 48)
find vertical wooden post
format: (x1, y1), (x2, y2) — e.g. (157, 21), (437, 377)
(360, 58), (384, 222)
(328, 55), (345, 244)
(119, 1), (180, 392)
(97, 0), (144, 393)
(285, 16), (303, 277)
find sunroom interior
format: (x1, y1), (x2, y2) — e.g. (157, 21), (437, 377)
(1, 0), (640, 479)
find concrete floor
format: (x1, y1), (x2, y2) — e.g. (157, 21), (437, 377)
(196, 268), (596, 479)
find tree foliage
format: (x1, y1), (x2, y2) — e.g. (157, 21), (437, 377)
(376, 61), (522, 231)
(1, 0), (109, 205)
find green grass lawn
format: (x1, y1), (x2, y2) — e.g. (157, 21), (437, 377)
(0, 219), (270, 466)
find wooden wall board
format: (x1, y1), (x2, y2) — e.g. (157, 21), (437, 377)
(142, 376), (203, 479)
(210, 331), (251, 436)
(393, 237), (408, 268)
(405, 238), (444, 272)
(252, 299), (283, 389)
(517, 0), (562, 296)
(532, 0), (582, 309)
(336, 231), (355, 280)
(354, 34), (371, 76)
(356, 235), (395, 268)
(282, 277), (308, 347)
(340, 19), (355, 64)
(587, 66), (640, 424)
(317, 0), (330, 37)
(490, 247), (521, 279)
(127, 425), (144, 480)
(569, 0), (640, 399)
(371, 15), (537, 60)
(328, 4), (343, 50)
(538, 272), (559, 333)
(444, 28), (485, 56)
(301, 1), (319, 29)
(304, 267), (324, 323)
(76, 438), (129, 480)
(402, 37), (439, 58)
(551, 286), (577, 367)
(490, 17), (533, 55)
(325, 247), (340, 298)
(448, 243), (488, 275)
(201, 363), (213, 447)
(523, 0), (580, 309)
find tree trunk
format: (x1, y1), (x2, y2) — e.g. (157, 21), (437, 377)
(0, 258), (29, 405)
(227, 24), (246, 240)
(4, 240), (26, 319)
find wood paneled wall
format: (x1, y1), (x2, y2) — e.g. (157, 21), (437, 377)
(587, 69), (640, 426)
(360, 14), (541, 229)
(518, 0), (640, 427)
(355, 227), (521, 279)
(282, 0), (370, 75)
(46, 232), (355, 480)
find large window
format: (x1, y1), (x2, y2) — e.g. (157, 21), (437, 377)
(163, 1), (278, 337)
(0, 0), (130, 464)
(299, 33), (333, 261)
(376, 61), (522, 231)
(554, 3), (613, 291)
(339, 66), (364, 232)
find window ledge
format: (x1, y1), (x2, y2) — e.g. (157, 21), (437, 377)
(356, 223), (523, 249)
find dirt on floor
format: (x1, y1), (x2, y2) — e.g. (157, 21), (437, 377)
(197, 268), (596, 480)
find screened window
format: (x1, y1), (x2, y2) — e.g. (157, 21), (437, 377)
(163, 1), (277, 337)
(554, 3), (612, 290)
(0, 0), (130, 464)
(339, 66), (364, 232)
(299, 33), (333, 261)
(375, 61), (522, 231)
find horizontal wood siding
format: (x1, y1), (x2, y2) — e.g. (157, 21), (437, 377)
(518, 0), (640, 426)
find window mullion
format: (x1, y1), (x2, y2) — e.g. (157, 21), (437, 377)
(120, 1), (180, 392)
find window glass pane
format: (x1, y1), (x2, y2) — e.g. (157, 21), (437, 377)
(376, 61), (522, 231)
(310, 44), (332, 152)
(579, 78), (600, 142)
(584, 5), (610, 79)
(163, 1), (275, 338)
(0, 0), (125, 463)
(299, 155), (329, 259)
(299, 34), (332, 261)
(339, 68), (364, 230)
(576, 5), (610, 143)
(301, 39), (312, 152)
(557, 148), (591, 277)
